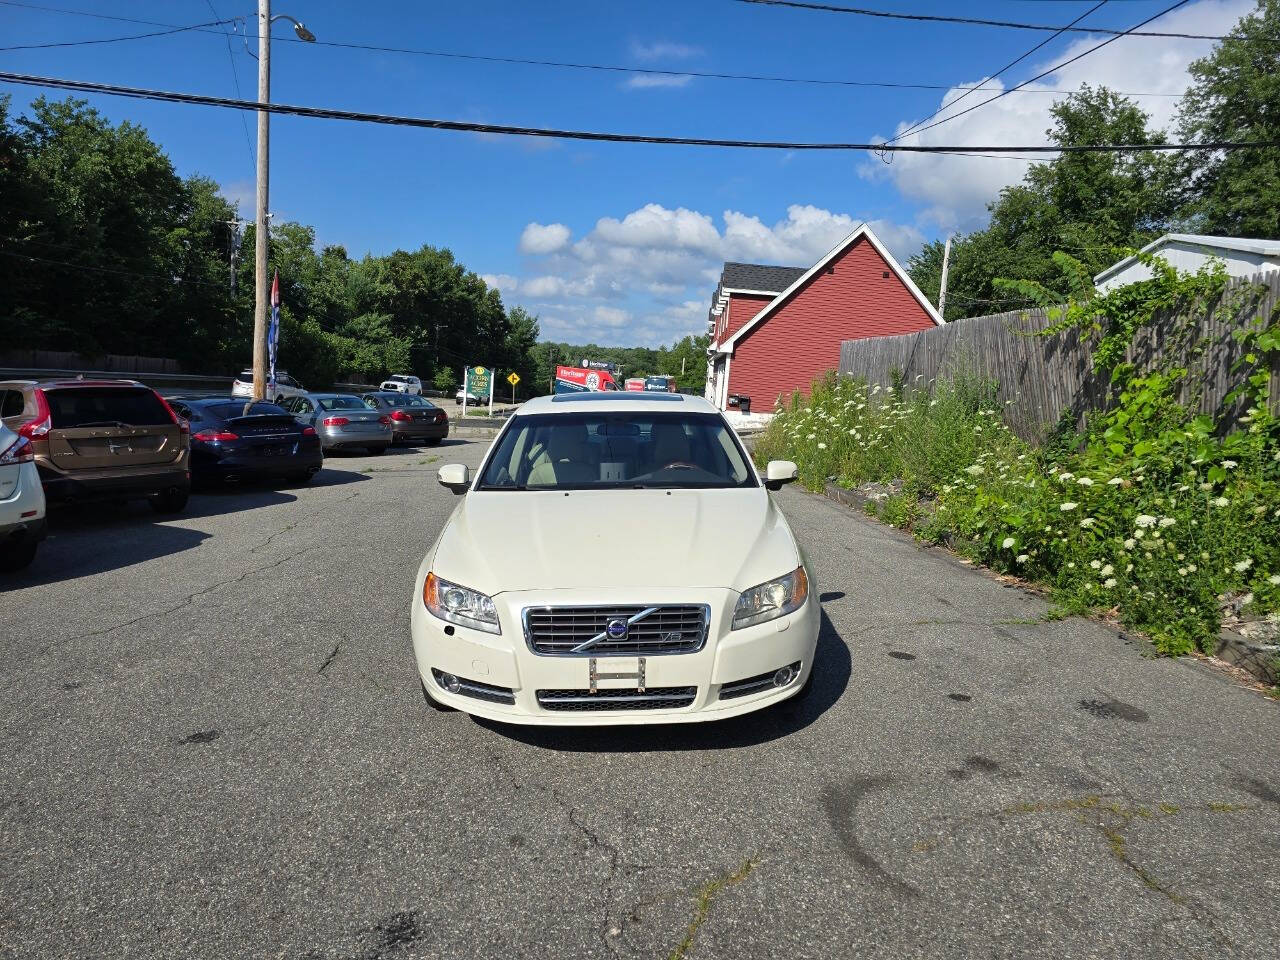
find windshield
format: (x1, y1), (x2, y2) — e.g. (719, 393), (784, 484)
(387, 394), (433, 407)
(478, 411), (757, 490)
(318, 395), (366, 411)
(46, 387), (171, 428)
(387, 375), (409, 383)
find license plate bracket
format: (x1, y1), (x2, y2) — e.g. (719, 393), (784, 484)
(589, 657), (645, 694)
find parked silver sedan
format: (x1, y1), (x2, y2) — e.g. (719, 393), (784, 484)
(282, 392), (392, 455)
(361, 392), (449, 446)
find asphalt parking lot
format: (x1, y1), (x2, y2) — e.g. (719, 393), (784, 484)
(2, 437), (1278, 959)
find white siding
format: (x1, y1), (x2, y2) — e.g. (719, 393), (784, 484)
(1097, 240), (1280, 292)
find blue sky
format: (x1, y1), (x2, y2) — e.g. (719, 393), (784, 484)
(0, 0), (1251, 346)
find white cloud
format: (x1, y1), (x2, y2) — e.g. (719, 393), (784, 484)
(631, 41), (703, 61)
(504, 202), (925, 346)
(518, 221), (572, 255)
(870, 0), (1253, 230)
(220, 179), (255, 217)
(625, 73), (693, 90)
(480, 273), (518, 293)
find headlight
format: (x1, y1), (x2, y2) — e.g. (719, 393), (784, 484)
(423, 572), (501, 634)
(732, 566), (809, 630)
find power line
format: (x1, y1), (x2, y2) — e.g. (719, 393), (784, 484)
(0, 0), (1187, 100)
(886, 1), (1107, 149)
(1, 69), (1267, 155)
(891, 0), (1194, 142)
(735, 0), (1225, 39)
(0, 17), (237, 52)
(202, 0), (255, 184)
(0, 248), (225, 287)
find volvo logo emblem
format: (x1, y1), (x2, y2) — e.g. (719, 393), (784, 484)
(605, 618), (629, 640)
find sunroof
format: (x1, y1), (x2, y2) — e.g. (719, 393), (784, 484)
(550, 392), (685, 403)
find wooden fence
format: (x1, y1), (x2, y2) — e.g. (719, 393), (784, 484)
(838, 271), (1280, 442)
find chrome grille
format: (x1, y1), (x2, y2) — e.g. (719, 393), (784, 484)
(536, 687), (697, 711)
(523, 604), (709, 656)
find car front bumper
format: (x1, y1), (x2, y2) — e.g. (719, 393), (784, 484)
(409, 583), (819, 726)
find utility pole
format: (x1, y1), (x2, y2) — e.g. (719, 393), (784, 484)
(222, 216), (249, 295)
(251, 2), (315, 401)
(252, 0), (272, 401)
(937, 234), (952, 322)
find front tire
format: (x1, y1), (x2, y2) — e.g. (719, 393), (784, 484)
(149, 487), (190, 515)
(0, 542), (37, 573)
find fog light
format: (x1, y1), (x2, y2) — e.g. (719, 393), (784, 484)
(772, 666), (796, 688)
(438, 672), (462, 694)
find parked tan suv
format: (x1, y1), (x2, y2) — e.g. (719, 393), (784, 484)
(0, 379), (191, 513)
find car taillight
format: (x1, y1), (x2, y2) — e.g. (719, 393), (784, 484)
(301, 426), (317, 436)
(0, 435), (34, 464)
(322, 416), (349, 427)
(17, 388), (51, 440)
(435, 410), (447, 423)
(378, 415), (392, 426)
(154, 391), (189, 436)
(390, 410), (412, 422)
(193, 430), (238, 442)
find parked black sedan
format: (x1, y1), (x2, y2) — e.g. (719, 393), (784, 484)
(167, 397), (323, 486)
(360, 392), (449, 445)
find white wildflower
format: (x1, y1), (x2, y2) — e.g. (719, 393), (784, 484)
(1158, 517), (1176, 528)
(1234, 558), (1253, 573)
(1060, 502), (1078, 512)
(1123, 538), (1136, 550)
(1016, 554), (1029, 564)
(818, 442), (827, 450)
(1090, 560), (1102, 570)
(1079, 518), (1096, 528)
(1100, 564), (1114, 577)
(1269, 574), (1280, 586)
(1103, 578), (1117, 588)
(1222, 460), (1238, 469)
(964, 465), (984, 476)
(1107, 477), (1125, 486)
(1077, 477), (1094, 487)
(1211, 496), (1230, 507)
(1001, 537), (1016, 550)
(1135, 515), (1157, 528)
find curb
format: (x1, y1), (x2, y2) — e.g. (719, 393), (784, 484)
(1213, 630), (1279, 686)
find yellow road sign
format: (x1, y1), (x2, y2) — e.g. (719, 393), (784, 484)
(507, 372), (521, 387)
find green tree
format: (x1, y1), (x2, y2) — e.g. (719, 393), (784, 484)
(909, 86), (1176, 320)
(1176, 0), (1280, 237)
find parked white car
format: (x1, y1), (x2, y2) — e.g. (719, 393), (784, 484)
(455, 387), (484, 405)
(231, 369), (307, 404)
(0, 421), (46, 572)
(410, 392), (817, 725)
(380, 374), (422, 395)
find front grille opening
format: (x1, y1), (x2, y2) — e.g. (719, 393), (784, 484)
(536, 686), (697, 711)
(718, 661), (802, 701)
(431, 668), (515, 705)
(524, 605), (709, 656)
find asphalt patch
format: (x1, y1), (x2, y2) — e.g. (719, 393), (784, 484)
(888, 651), (917, 661)
(821, 777), (920, 898)
(360, 910), (426, 959)
(1078, 698), (1149, 722)
(947, 693), (972, 702)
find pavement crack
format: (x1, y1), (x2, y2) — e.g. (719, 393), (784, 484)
(62, 546), (315, 644)
(318, 639), (342, 674)
(667, 857), (759, 960)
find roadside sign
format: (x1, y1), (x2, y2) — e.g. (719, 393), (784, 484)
(463, 365), (495, 417)
(506, 372), (520, 387)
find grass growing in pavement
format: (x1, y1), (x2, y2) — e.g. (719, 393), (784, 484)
(754, 265), (1280, 657)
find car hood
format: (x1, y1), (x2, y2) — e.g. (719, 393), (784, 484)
(429, 487), (799, 595)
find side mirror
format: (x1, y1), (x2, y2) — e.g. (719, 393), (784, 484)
(763, 460), (798, 491)
(438, 463), (470, 495)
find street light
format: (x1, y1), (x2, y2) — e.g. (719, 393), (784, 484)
(251, 1), (316, 402)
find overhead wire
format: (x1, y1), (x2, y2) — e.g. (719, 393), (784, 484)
(0, 69), (1265, 154)
(734, 0), (1225, 39)
(0, 0), (1187, 100)
(884, 1), (1108, 152)
(201, 0), (256, 185)
(886, 0), (1195, 143)
(0, 16), (238, 52)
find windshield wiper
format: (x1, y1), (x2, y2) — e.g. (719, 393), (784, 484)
(75, 420), (133, 429)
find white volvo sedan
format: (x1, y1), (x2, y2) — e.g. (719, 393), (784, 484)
(410, 392), (818, 725)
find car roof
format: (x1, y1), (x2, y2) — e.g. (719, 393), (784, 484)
(518, 393), (714, 415)
(34, 378), (147, 390)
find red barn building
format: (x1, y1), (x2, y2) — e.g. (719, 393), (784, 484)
(705, 224), (942, 411)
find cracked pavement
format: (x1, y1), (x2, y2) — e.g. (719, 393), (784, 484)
(2, 439), (1279, 959)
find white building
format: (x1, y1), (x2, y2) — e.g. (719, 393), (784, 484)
(1094, 233), (1280, 292)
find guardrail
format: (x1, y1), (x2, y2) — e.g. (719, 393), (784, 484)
(0, 367), (234, 392)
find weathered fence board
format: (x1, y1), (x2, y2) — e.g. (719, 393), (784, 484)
(838, 271), (1280, 442)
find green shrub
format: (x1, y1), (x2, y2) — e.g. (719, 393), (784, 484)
(757, 261), (1279, 657)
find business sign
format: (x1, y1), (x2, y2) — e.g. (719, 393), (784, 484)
(465, 365), (493, 398)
